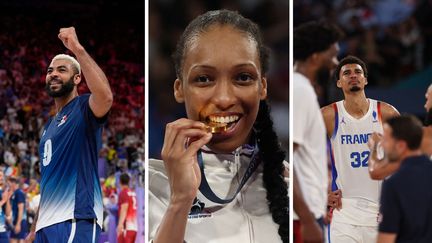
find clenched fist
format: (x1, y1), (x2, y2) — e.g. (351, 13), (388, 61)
(58, 27), (84, 54)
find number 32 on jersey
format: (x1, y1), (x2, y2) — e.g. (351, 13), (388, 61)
(350, 151), (370, 168)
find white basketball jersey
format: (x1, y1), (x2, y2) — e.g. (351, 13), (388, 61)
(329, 99), (383, 226)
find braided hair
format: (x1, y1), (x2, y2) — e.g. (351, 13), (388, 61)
(172, 9), (288, 242)
(254, 100), (289, 243)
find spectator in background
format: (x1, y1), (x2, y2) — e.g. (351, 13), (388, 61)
(117, 173), (137, 243)
(294, 0), (424, 106)
(9, 176), (27, 243)
(0, 170), (11, 243)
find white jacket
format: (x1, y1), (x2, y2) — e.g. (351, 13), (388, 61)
(148, 145), (286, 243)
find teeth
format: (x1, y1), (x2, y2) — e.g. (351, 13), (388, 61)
(209, 115), (239, 124)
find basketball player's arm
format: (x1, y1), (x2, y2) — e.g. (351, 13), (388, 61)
(421, 127), (432, 156)
(381, 103), (400, 122)
(422, 89), (432, 156)
(320, 105), (343, 209)
(376, 232), (396, 243)
(57, 27), (113, 118)
(321, 105), (335, 138)
(368, 133), (400, 180)
(117, 201), (128, 235)
(293, 168), (323, 243)
(368, 104), (401, 180)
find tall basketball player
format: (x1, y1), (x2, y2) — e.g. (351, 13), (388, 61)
(321, 56), (399, 242)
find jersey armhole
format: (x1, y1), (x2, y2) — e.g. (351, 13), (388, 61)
(377, 101), (382, 125)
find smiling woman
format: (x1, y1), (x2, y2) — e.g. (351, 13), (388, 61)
(148, 9), (288, 243)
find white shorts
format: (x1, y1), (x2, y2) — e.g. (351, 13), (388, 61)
(329, 220), (377, 243)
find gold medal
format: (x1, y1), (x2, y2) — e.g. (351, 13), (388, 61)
(205, 122), (228, 133)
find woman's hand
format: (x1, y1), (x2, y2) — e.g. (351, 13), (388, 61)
(161, 118), (212, 206)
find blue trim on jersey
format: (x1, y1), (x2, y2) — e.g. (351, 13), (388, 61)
(331, 103), (339, 140)
(328, 137), (339, 191)
(327, 220), (332, 243)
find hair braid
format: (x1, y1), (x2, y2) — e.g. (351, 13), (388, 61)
(254, 100), (289, 243)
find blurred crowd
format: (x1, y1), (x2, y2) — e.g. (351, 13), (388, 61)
(294, 0), (432, 105)
(0, 1), (144, 241)
(149, 0), (289, 157)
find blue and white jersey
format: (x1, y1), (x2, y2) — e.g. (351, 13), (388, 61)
(329, 99), (383, 226)
(37, 94), (105, 232)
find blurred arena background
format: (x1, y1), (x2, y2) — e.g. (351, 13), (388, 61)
(294, 0), (432, 119)
(0, 1), (144, 242)
(149, 0), (289, 159)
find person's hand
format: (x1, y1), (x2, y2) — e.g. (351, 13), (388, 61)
(328, 189), (342, 210)
(58, 27), (84, 54)
(161, 118), (212, 206)
(368, 133), (385, 160)
(24, 231), (35, 243)
(324, 207), (333, 225)
(14, 223), (21, 234)
(116, 223), (124, 236)
(301, 219), (323, 243)
(367, 132), (382, 151)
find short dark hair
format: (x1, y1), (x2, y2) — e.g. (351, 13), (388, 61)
(334, 55), (368, 81)
(294, 21), (343, 61)
(119, 173), (130, 186)
(386, 115), (423, 150)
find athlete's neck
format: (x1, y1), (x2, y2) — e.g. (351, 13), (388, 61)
(343, 91), (369, 119)
(54, 91), (78, 114)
